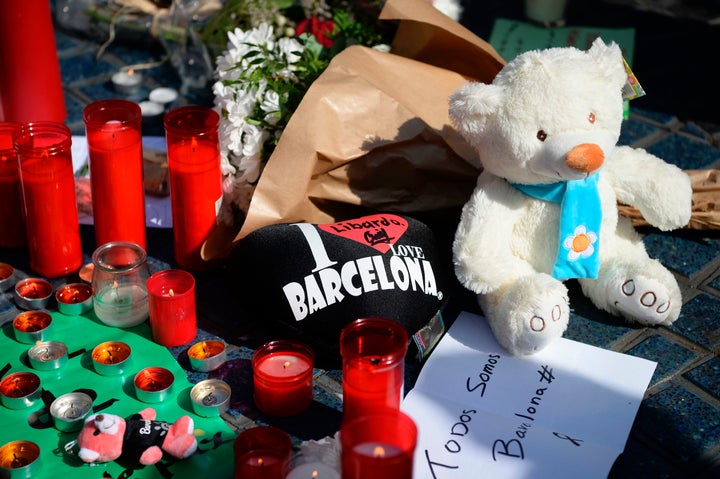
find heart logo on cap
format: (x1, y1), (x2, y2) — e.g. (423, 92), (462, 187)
(318, 214), (409, 253)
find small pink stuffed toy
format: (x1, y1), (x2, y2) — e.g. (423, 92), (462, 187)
(76, 407), (197, 466)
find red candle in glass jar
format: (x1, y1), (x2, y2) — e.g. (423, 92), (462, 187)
(340, 318), (408, 425)
(146, 269), (197, 347)
(0, 0), (66, 123)
(0, 122), (26, 248)
(340, 409), (418, 479)
(14, 122), (82, 278)
(83, 99), (146, 249)
(164, 106), (222, 271)
(251, 340), (314, 417)
(233, 426), (292, 479)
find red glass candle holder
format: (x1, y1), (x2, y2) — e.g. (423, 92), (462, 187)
(83, 99), (146, 249)
(252, 340), (315, 417)
(233, 426), (292, 479)
(14, 122), (82, 278)
(146, 269), (197, 347)
(340, 317), (409, 425)
(0, 0), (66, 123)
(163, 106), (223, 271)
(340, 409), (418, 479)
(0, 122), (26, 248)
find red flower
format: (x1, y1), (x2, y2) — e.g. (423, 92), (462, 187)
(296, 15), (335, 48)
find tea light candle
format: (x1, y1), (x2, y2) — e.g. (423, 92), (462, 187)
(149, 87), (178, 105)
(233, 426), (292, 479)
(188, 339), (226, 372)
(92, 341), (132, 376)
(0, 371), (42, 409)
(28, 341), (68, 371)
(50, 391), (93, 432)
(340, 409), (418, 479)
(339, 318), (408, 425)
(134, 366), (174, 403)
(12, 310), (52, 344)
(55, 282), (93, 316)
(0, 262), (14, 291)
(146, 269), (197, 347)
(0, 440), (41, 477)
(190, 378), (231, 417)
(251, 340), (314, 417)
(286, 461), (341, 479)
(139, 100), (164, 118)
(14, 277), (53, 310)
(111, 68), (142, 96)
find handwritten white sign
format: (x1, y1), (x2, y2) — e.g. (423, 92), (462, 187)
(401, 311), (656, 479)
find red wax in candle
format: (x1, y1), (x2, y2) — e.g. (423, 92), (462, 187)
(0, 122), (26, 247)
(252, 340), (314, 417)
(233, 426), (292, 479)
(164, 106), (222, 271)
(0, 0), (66, 123)
(84, 100), (146, 249)
(340, 409), (418, 479)
(14, 122), (82, 278)
(340, 318), (408, 425)
(146, 269), (197, 347)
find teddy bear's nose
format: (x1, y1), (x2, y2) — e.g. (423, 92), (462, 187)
(565, 143), (604, 173)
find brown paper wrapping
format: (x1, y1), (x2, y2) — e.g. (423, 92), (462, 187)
(201, 0), (505, 260)
(618, 169), (720, 230)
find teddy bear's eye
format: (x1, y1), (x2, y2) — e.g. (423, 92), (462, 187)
(588, 112), (596, 124)
(537, 130), (547, 142)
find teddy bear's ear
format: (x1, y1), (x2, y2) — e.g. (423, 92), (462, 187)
(587, 38), (627, 85)
(448, 81), (503, 139)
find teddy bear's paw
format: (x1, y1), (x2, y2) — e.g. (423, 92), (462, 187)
(485, 275), (570, 355)
(610, 276), (676, 326)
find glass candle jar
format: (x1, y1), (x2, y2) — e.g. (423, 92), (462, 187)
(91, 241), (150, 328)
(163, 106), (223, 271)
(0, 122), (26, 248)
(14, 121), (82, 278)
(340, 317), (408, 425)
(83, 99), (146, 249)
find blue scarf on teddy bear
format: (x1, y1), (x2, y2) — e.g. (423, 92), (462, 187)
(511, 174), (602, 280)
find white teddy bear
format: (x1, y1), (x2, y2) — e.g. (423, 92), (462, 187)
(449, 38), (692, 355)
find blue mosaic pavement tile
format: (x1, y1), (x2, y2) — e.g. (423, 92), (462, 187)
(626, 333), (698, 386)
(671, 293), (720, 350)
(631, 107), (678, 127)
(685, 356), (720, 397)
(59, 50), (117, 85)
(619, 116), (660, 146)
(635, 384), (720, 463)
(646, 134), (720, 170)
(609, 436), (685, 479)
(642, 233), (720, 278)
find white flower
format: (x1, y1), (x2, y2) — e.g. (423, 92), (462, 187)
(212, 22), (305, 220)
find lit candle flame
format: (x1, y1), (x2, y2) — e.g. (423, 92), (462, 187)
(283, 361), (291, 369)
(373, 446), (385, 458)
(312, 471), (319, 478)
(258, 458), (263, 467)
(128, 68), (135, 76)
(191, 137), (197, 153)
(168, 288), (175, 297)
